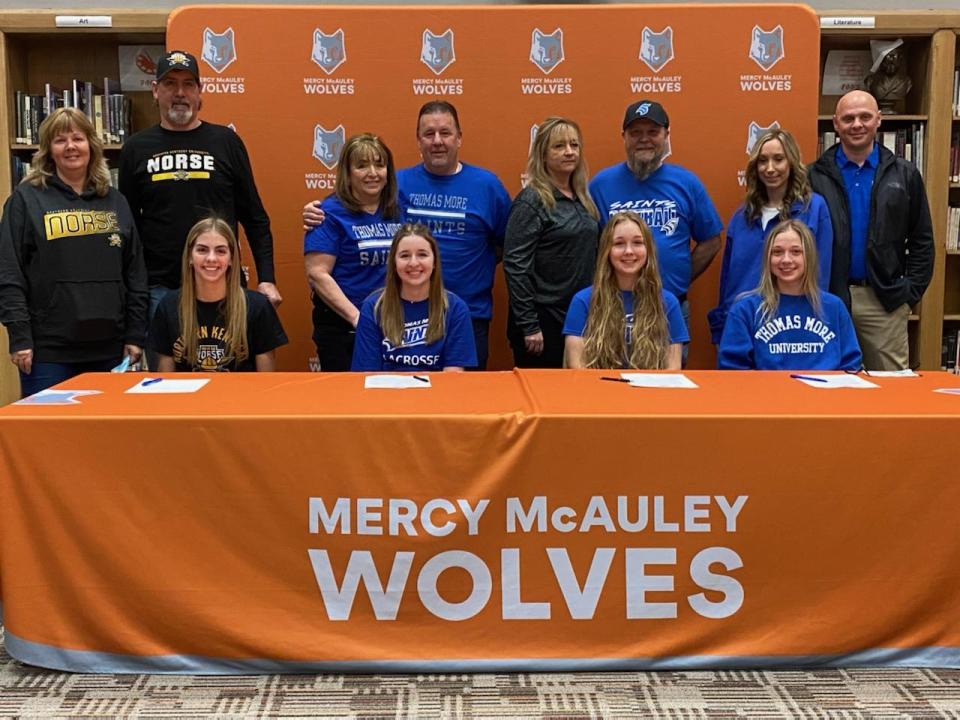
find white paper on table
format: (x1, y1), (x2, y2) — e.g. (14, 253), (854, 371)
(15, 389), (102, 405)
(364, 374), (432, 389)
(865, 369), (919, 377)
(620, 373), (698, 389)
(125, 378), (210, 394)
(791, 374), (878, 389)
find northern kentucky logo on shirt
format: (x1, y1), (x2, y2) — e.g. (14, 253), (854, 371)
(44, 210), (120, 240)
(147, 151), (216, 182)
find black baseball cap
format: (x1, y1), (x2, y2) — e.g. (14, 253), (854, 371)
(156, 50), (200, 81)
(623, 100), (669, 130)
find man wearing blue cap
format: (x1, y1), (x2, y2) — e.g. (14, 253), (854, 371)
(590, 100), (723, 355)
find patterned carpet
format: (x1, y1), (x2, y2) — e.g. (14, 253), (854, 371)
(3, 629), (960, 718)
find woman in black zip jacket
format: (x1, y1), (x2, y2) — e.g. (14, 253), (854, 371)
(0, 107), (147, 397)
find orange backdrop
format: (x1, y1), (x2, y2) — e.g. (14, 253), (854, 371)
(167, 4), (820, 370)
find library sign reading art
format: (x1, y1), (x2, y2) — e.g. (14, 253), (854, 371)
(166, 4), (820, 370)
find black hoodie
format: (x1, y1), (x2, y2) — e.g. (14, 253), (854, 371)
(0, 175), (148, 362)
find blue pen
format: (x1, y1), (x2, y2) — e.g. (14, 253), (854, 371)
(142, 378), (163, 386)
(790, 374), (828, 383)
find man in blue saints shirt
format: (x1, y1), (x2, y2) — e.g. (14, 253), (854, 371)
(589, 100), (723, 361)
(808, 90), (933, 371)
(305, 102), (511, 369)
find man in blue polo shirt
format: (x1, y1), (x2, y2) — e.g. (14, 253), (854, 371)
(808, 90), (933, 370)
(305, 102), (511, 369)
(589, 100), (723, 357)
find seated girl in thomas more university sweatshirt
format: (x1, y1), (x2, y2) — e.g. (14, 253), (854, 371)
(718, 219), (861, 371)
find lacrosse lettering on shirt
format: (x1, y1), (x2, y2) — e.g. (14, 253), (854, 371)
(382, 316), (440, 368)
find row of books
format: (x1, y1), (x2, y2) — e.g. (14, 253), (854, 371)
(817, 124), (925, 177)
(14, 79), (132, 146)
(947, 206), (960, 253)
(11, 155), (119, 187)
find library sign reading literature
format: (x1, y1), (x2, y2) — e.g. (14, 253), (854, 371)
(167, 4), (820, 371)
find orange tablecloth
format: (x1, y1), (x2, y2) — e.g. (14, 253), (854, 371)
(2, 370), (960, 673)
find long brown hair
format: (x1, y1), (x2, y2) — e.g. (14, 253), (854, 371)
(525, 117), (598, 219)
(755, 218), (822, 323)
(178, 217), (249, 368)
(582, 212), (670, 369)
(333, 133), (400, 219)
(24, 107), (111, 196)
(743, 128), (811, 223)
(375, 223), (448, 346)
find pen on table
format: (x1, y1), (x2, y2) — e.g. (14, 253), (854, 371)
(412, 375), (430, 383)
(600, 376), (631, 384)
(790, 374), (828, 383)
(142, 378), (163, 386)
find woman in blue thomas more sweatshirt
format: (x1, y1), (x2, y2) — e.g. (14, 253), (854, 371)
(718, 219), (861, 371)
(709, 128), (832, 344)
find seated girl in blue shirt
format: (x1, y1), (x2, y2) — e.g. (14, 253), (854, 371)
(718, 218), (861, 371)
(562, 210), (687, 369)
(351, 223), (476, 372)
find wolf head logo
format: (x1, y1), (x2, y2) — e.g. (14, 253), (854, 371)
(749, 25), (784, 71)
(530, 28), (564, 74)
(639, 27), (674, 73)
(746, 121), (781, 154)
(201, 27), (237, 74)
(313, 124), (345, 170)
(312, 29), (346, 75)
(421, 29), (455, 75)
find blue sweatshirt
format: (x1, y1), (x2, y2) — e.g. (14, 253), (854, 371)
(709, 194), (833, 344)
(718, 291), (861, 370)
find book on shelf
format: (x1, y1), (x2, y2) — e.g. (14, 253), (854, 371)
(943, 327), (959, 372)
(949, 206), (960, 254)
(951, 128), (959, 183)
(954, 68), (959, 116)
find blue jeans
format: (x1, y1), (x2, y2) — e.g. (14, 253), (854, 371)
(145, 285), (176, 370)
(20, 357), (117, 398)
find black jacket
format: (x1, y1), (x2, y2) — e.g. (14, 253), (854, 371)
(0, 175), (148, 363)
(807, 143), (933, 312)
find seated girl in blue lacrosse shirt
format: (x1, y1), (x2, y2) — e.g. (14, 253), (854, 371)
(351, 223), (476, 372)
(718, 218), (861, 371)
(562, 211), (687, 369)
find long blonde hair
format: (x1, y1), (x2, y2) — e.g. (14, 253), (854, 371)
(743, 128), (811, 223)
(24, 107), (111, 196)
(178, 218), (249, 369)
(582, 212), (670, 369)
(525, 117), (598, 219)
(333, 133), (400, 219)
(756, 218), (822, 323)
(375, 223), (447, 347)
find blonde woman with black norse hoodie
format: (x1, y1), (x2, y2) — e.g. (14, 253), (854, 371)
(0, 107), (148, 397)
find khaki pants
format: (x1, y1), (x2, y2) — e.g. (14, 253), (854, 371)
(849, 285), (909, 371)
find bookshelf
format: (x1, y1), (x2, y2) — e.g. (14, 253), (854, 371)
(0, 10), (167, 405)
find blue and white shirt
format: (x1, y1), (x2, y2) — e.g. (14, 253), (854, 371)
(718, 291), (861, 370)
(303, 196), (404, 309)
(589, 162), (723, 298)
(398, 163), (511, 320)
(351, 290), (477, 371)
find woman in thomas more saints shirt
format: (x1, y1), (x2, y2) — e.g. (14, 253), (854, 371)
(149, 217), (287, 372)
